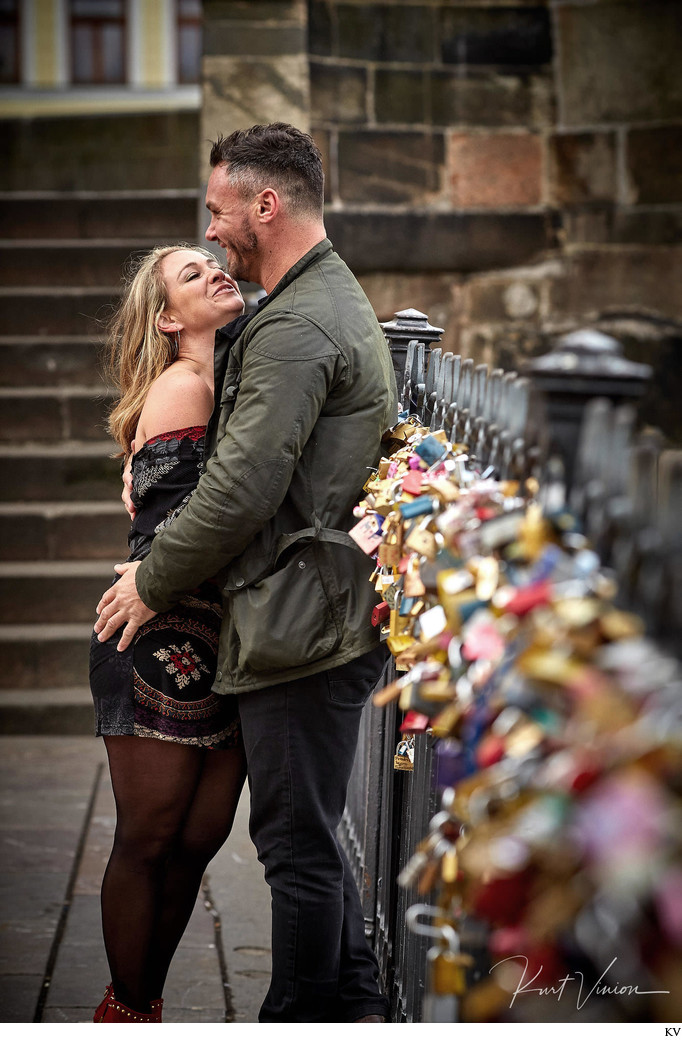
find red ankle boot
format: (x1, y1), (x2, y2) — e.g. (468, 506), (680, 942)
(93, 988), (163, 1023)
(93, 983), (113, 1023)
(99, 996), (163, 1023)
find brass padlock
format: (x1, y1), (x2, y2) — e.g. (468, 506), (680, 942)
(405, 518), (439, 560)
(378, 511), (403, 567)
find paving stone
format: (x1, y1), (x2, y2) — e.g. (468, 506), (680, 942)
(0, 973), (44, 1022)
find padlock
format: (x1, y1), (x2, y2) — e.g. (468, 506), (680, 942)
(378, 511), (403, 567)
(404, 518), (439, 560)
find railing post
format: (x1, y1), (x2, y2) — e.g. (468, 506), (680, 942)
(381, 309), (444, 405)
(523, 328), (652, 492)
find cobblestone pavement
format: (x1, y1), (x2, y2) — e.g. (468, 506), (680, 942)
(0, 736), (271, 1027)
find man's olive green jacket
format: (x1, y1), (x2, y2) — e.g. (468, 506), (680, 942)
(135, 239), (399, 694)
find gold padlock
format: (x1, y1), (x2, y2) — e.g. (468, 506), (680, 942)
(378, 511), (403, 567)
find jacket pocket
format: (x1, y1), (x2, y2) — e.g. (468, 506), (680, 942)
(229, 539), (342, 674)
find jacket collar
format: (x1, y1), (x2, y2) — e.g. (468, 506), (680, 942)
(214, 237), (333, 351)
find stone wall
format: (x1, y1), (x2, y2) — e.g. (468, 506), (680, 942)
(203, 1), (681, 436)
(305, 0), (682, 438)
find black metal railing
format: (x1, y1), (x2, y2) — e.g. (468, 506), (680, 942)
(339, 311), (680, 1023)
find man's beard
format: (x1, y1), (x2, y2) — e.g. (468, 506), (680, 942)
(225, 222), (259, 283)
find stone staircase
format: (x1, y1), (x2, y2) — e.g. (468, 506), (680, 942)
(0, 190), (200, 733)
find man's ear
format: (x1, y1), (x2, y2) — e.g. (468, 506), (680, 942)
(256, 188), (279, 223)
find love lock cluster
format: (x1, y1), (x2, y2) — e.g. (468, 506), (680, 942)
(350, 415), (682, 1023)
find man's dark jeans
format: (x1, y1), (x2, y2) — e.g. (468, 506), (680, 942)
(237, 644), (391, 1023)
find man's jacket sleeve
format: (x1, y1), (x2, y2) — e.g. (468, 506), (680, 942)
(135, 313), (340, 612)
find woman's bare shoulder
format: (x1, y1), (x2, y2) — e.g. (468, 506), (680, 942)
(136, 365), (213, 444)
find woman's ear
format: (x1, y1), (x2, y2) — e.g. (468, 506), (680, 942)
(157, 313), (180, 334)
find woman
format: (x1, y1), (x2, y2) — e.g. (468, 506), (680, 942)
(89, 245), (247, 1023)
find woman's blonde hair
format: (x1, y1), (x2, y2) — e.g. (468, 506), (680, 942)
(105, 244), (220, 456)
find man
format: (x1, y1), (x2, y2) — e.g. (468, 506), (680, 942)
(94, 123), (398, 1023)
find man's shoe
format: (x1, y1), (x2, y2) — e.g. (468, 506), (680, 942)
(355, 1015), (386, 1022)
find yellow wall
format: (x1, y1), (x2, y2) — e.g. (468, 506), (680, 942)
(30, 0), (60, 87)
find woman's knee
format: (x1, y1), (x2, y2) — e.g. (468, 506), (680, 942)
(112, 817), (180, 871)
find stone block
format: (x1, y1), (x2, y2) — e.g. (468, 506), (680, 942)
(335, 3), (435, 63)
(439, 5), (552, 66)
(311, 62), (367, 124)
(0, 289), (119, 337)
(548, 131), (617, 206)
(448, 131), (543, 207)
(204, 23), (306, 58)
(66, 396), (112, 441)
(0, 192), (199, 240)
(374, 65), (553, 131)
(0, 568), (113, 625)
(0, 626), (92, 688)
(201, 55), (310, 180)
(613, 208), (682, 246)
(309, 0), (332, 56)
(204, 0), (304, 19)
(0, 113), (199, 192)
(358, 272), (462, 355)
(0, 243), (144, 288)
(562, 205), (682, 248)
(0, 338), (103, 388)
(626, 126), (682, 206)
(374, 69), (428, 126)
(0, 449), (121, 502)
(549, 247), (682, 323)
(0, 396), (62, 441)
(465, 276), (542, 324)
(311, 128), (333, 204)
(338, 131), (445, 205)
(325, 210), (552, 273)
(556, 2), (682, 126)
(431, 68), (553, 129)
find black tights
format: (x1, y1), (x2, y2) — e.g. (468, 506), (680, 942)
(101, 735), (247, 1012)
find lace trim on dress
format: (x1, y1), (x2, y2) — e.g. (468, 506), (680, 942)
(144, 425), (207, 447)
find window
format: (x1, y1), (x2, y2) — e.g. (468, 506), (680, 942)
(71, 0), (126, 85)
(177, 0), (201, 84)
(0, 0), (19, 84)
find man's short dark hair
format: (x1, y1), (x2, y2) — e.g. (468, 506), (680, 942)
(209, 123), (324, 218)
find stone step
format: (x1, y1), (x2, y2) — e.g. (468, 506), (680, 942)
(0, 623), (93, 688)
(0, 561), (115, 624)
(0, 502), (129, 561)
(0, 687), (94, 735)
(0, 240), (164, 287)
(0, 287), (121, 337)
(0, 189), (200, 240)
(0, 442), (122, 501)
(0, 336), (105, 387)
(0, 387), (115, 441)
